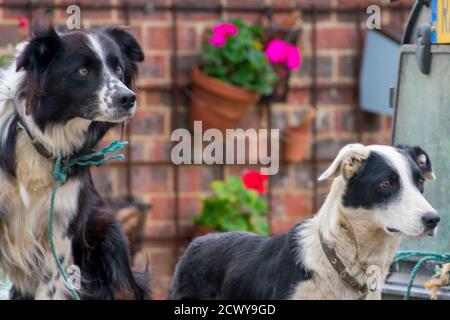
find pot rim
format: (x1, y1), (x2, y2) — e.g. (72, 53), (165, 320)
(192, 66), (261, 102)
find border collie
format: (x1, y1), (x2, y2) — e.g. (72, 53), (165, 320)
(169, 144), (439, 300)
(0, 25), (148, 299)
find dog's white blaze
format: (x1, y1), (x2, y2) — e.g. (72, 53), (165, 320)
(87, 34), (136, 122)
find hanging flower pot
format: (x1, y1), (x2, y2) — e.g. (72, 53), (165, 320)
(190, 67), (261, 133)
(189, 20), (279, 133)
(282, 111), (315, 163)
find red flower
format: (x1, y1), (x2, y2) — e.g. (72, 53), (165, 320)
(18, 16), (29, 30)
(242, 171), (268, 194)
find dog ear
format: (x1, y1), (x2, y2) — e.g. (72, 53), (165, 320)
(104, 26), (144, 62)
(16, 24), (61, 72)
(104, 26), (144, 87)
(16, 24), (61, 115)
(395, 144), (435, 180)
(318, 144), (370, 181)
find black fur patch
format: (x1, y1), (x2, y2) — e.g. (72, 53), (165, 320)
(343, 151), (401, 209)
(69, 173), (148, 300)
(169, 223), (311, 300)
(0, 114), (19, 177)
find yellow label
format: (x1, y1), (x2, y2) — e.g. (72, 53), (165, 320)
(438, 0), (450, 43)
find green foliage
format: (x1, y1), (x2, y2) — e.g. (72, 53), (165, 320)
(201, 19), (279, 95)
(0, 55), (12, 67)
(193, 176), (269, 236)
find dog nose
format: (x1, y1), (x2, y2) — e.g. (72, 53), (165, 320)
(114, 92), (136, 110)
(421, 212), (440, 229)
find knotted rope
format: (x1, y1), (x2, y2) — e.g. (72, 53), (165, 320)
(393, 251), (450, 300)
(50, 140), (128, 300)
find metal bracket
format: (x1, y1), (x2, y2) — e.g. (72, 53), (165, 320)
(416, 23), (432, 74)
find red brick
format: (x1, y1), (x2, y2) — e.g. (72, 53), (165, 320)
(0, 25), (19, 46)
(147, 196), (175, 220)
(317, 27), (356, 50)
(147, 138), (171, 162)
(178, 166), (222, 192)
(270, 218), (301, 235)
(146, 26), (171, 51)
(132, 166), (170, 193)
(146, 25), (196, 51)
(140, 54), (166, 79)
(285, 192), (310, 217)
(144, 90), (171, 106)
(179, 196), (202, 220)
(132, 110), (166, 135)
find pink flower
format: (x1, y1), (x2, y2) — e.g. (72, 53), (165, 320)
(209, 34), (226, 47)
(18, 16), (29, 30)
(209, 22), (239, 47)
(213, 23), (238, 37)
(264, 39), (301, 70)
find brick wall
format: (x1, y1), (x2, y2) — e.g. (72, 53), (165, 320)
(0, 0), (413, 299)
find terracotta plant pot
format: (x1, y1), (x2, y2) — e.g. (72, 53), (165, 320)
(190, 66), (261, 133)
(282, 111), (315, 163)
(192, 224), (216, 239)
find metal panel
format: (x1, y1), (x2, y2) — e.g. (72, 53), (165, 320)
(393, 45), (450, 253)
(360, 30), (400, 115)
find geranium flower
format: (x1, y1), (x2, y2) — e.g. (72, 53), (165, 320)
(213, 23), (238, 37)
(265, 39), (301, 70)
(18, 16), (29, 30)
(209, 22), (238, 47)
(242, 171), (268, 194)
(209, 34), (226, 47)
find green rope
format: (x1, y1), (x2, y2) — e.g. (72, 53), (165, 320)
(49, 140), (128, 300)
(393, 251), (450, 300)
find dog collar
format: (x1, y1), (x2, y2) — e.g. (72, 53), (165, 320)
(17, 118), (55, 160)
(319, 231), (368, 299)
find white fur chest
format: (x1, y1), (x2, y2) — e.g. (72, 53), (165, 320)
(0, 133), (80, 298)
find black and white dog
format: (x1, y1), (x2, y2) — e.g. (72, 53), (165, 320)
(169, 144), (440, 300)
(0, 25), (147, 299)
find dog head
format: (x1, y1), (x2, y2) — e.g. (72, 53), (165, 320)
(319, 144), (439, 237)
(16, 25), (144, 130)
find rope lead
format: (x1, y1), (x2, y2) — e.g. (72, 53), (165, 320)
(393, 251), (450, 300)
(49, 140), (128, 300)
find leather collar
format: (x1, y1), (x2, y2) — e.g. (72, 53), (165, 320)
(17, 118), (55, 160)
(319, 231), (368, 299)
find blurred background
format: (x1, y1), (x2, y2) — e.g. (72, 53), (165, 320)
(0, 0), (414, 299)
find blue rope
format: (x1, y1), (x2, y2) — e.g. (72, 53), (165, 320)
(393, 251), (450, 300)
(49, 140), (128, 300)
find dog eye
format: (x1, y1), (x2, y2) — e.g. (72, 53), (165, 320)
(379, 180), (394, 190)
(115, 66), (123, 76)
(77, 67), (89, 77)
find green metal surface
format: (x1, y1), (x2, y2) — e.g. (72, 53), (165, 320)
(393, 45), (450, 253)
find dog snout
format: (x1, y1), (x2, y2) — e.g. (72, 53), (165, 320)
(114, 91), (136, 110)
(421, 212), (440, 230)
